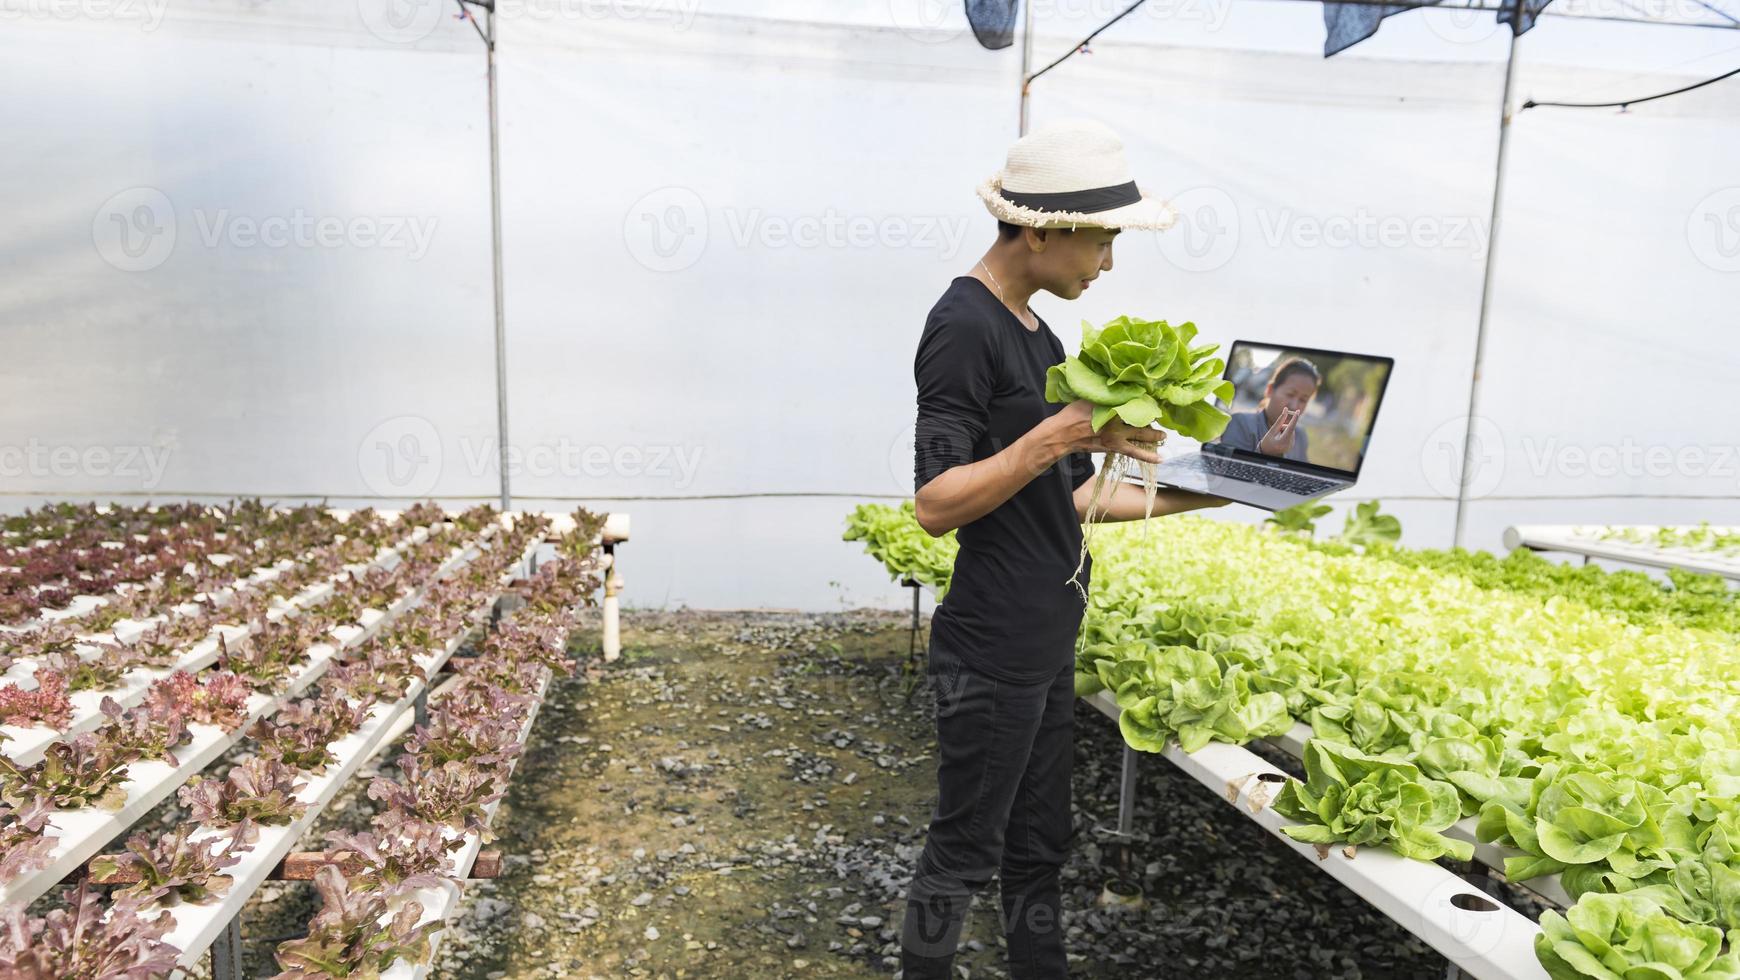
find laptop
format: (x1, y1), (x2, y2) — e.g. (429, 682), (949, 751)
(1125, 341), (1394, 511)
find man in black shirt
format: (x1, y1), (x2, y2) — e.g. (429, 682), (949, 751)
(901, 121), (1228, 979)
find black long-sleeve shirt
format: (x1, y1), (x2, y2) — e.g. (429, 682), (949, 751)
(913, 277), (1096, 684)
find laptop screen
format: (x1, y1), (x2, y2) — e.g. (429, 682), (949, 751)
(1210, 341), (1394, 477)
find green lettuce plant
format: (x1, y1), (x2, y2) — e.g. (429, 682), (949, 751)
(1272, 739), (1473, 861)
(1535, 892), (1740, 980)
(1043, 316), (1233, 440)
(842, 502), (957, 598)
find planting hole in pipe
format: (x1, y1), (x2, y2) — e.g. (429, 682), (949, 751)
(1450, 893), (1499, 913)
(1256, 773), (1285, 783)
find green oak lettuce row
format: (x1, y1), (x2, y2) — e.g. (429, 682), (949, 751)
(841, 502), (959, 599)
(1306, 538), (1740, 638)
(1596, 523), (1740, 557)
(837, 505), (1740, 967)
(1077, 519), (1740, 948)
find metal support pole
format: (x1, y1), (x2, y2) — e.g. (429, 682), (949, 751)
(414, 685), (429, 728)
(210, 916), (244, 980)
(1452, 20), (1521, 548)
(1117, 743), (1138, 836)
(486, 5), (512, 512)
(601, 543), (621, 663)
(1017, 0), (1036, 135)
(907, 581), (921, 663)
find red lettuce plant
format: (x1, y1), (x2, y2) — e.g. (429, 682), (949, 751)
(450, 657), (546, 698)
(0, 796), (57, 882)
(178, 757), (307, 847)
(0, 670), (72, 729)
(41, 645), (145, 694)
(481, 621), (576, 676)
(99, 696), (190, 766)
(0, 881), (180, 979)
(90, 825), (239, 907)
(249, 693), (370, 775)
(0, 731), (137, 811)
(325, 811), (462, 895)
(368, 756), (505, 842)
(318, 662), (394, 708)
(437, 681), (535, 733)
(126, 614), (218, 669)
(270, 864), (436, 979)
(403, 713), (522, 771)
(143, 670), (251, 730)
(216, 632), (297, 694)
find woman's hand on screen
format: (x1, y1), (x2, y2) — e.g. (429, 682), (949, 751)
(1258, 408), (1300, 457)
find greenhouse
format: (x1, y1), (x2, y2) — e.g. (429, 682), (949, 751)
(2, 0), (1738, 978)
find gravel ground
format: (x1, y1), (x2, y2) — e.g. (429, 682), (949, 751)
(426, 609), (1476, 980)
(66, 608), (1545, 978)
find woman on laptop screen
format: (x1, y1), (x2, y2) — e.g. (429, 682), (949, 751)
(1216, 356), (1320, 462)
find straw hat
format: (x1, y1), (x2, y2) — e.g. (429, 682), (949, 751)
(977, 120), (1177, 232)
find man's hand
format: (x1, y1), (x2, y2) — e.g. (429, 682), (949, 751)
(1257, 407), (1301, 457)
(1052, 401), (1165, 465)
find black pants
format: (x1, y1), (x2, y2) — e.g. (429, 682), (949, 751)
(900, 641), (1075, 979)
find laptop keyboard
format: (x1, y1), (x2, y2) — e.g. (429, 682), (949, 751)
(1170, 455), (1341, 495)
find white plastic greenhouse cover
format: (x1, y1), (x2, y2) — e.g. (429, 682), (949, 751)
(2, 0), (1737, 608)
